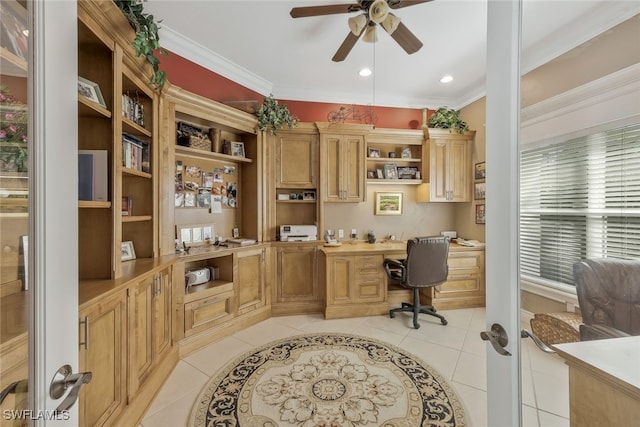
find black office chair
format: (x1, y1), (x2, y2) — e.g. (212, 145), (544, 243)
(384, 236), (450, 329)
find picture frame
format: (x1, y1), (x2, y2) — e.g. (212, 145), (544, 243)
(230, 141), (245, 157)
(302, 191), (316, 200)
(121, 241), (136, 261)
(77, 76), (106, 108)
(397, 166), (418, 180)
(475, 162), (486, 180)
(401, 147), (412, 159)
(474, 181), (486, 200)
(376, 169), (384, 179)
(368, 147), (381, 158)
(367, 170), (376, 179)
(383, 163), (398, 180)
(475, 204), (486, 224)
(375, 192), (403, 215)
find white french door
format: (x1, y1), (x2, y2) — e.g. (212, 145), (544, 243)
(30, 1), (79, 424)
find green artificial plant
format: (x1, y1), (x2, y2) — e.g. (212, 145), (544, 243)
(0, 85), (28, 172)
(256, 95), (298, 135)
(114, 0), (168, 90)
(428, 107), (469, 134)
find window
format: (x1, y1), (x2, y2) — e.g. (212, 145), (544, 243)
(520, 123), (640, 287)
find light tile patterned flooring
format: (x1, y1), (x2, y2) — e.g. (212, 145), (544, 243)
(141, 308), (569, 427)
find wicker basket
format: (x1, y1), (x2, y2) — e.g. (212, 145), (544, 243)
(530, 312), (582, 346)
(177, 135), (212, 151)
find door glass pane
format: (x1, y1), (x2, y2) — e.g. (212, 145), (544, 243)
(520, 3), (639, 426)
(0, 0), (29, 422)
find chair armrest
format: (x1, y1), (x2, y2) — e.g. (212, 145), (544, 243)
(384, 258), (406, 282)
(580, 323), (632, 341)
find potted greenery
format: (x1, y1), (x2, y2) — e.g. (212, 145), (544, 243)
(0, 85), (28, 172)
(428, 107), (469, 134)
(256, 94), (298, 135)
(114, 0), (168, 90)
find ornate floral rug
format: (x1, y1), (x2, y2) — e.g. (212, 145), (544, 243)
(189, 333), (467, 427)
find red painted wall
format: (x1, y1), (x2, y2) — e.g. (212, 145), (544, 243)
(160, 50), (427, 130)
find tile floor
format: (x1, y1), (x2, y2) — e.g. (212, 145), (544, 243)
(140, 308), (569, 427)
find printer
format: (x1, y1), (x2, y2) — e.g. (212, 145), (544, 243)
(279, 225), (318, 242)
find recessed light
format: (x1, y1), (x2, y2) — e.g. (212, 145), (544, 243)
(440, 75), (453, 83)
(359, 68), (372, 77)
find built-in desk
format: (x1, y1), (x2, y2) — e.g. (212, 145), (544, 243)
(319, 241), (485, 319)
(554, 336), (640, 427)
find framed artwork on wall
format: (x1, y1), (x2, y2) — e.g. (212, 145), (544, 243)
(474, 181), (486, 200)
(475, 162), (486, 180)
(375, 192), (403, 215)
(475, 204), (486, 224)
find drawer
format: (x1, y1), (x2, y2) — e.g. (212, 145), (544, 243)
(355, 255), (384, 276)
(436, 275), (482, 294)
(354, 278), (385, 302)
(448, 252), (483, 273)
(184, 289), (234, 336)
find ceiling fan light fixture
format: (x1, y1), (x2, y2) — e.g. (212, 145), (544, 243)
(363, 25), (378, 43)
(380, 13), (400, 34)
(348, 14), (367, 35)
(368, 0), (389, 24)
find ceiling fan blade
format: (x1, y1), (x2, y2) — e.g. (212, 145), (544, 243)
(290, 4), (362, 18)
(389, 21), (423, 54)
(387, 0), (433, 9)
(332, 32), (361, 62)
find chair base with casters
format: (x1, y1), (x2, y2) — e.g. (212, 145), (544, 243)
(389, 287), (448, 329)
(384, 236), (451, 330)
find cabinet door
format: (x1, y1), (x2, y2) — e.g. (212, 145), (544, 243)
(323, 134), (343, 201)
(128, 275), (155, 396)
(276, 133), (318, 188)
(429, 138), (471, 202)
(276, 245), (318, 303)
(236, 248), (266, 314)
(343, 135), (365, 202)
(326, 256), (353, 305)
(79, 291), (127, 427)
(448, 139), (471, 201)
(128, 269), (172, 398)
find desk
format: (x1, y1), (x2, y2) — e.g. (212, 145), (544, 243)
(554, 336), (640, 427)
(319, 242), (485, 319)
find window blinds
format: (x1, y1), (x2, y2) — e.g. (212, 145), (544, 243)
(520, 123), (640, 286)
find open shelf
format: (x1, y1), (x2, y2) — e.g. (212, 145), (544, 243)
(184, 280), (233, 303)
(121, 215), (152, 223)
(123, 117), (152, 138)
(122, 168), (152, 179)
(78, 96), (112, 118)
(367, 179), (422, 185)
(175, 145), (253, 164)
(79, 200), (112, 209)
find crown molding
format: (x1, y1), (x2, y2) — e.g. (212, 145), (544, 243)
(521, 63), (640, 146)
(158, 25), (273, 97)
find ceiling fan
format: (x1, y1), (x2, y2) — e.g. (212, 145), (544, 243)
(290, 0), (432, 62)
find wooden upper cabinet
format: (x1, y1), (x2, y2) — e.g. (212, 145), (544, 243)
(317, 123), (372, 203)
(275, 130), (318, 188)
(427, 129), (475, 202)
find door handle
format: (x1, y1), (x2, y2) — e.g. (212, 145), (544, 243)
(480, 323), (511, 356)
(521, 329), (555, 354)
(49, 365), (92, 414)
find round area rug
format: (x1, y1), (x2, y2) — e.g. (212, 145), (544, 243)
(189, 333), (467, 427)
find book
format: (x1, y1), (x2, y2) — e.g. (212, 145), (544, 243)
(78, 150), (108, 201)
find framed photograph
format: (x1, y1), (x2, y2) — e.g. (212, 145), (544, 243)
(367, 170), (376, 179)
(77, 76), (106, 108)
(397, 166), (418, 180)
(302, 191), (316, 200)
(401, 147), (412, 159)
(376, 169), (384, 179)
(383, 163), (398, 180)
(121, 241), (136, 261)
(375, 192), (403, 215)
(475, 162), (486, 180)
(475, 204), (486, 224)
(230, 141), (245, 157)
(474, 181), (486, 200)
(368, 147), (381, 158)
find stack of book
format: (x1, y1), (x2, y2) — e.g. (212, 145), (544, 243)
(122, 133), (150, 173)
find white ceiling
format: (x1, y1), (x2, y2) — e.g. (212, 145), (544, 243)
(145, 0), (640, 109)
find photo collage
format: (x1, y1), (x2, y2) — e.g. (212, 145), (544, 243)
(174, 160), (238, 213)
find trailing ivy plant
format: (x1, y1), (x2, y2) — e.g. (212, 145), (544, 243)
(428, 107), (469, 134)
(114, 0), (168, 90)
(256, 94), (298, 135)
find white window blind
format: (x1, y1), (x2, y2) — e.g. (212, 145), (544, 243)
(520, 123), (640, 286)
